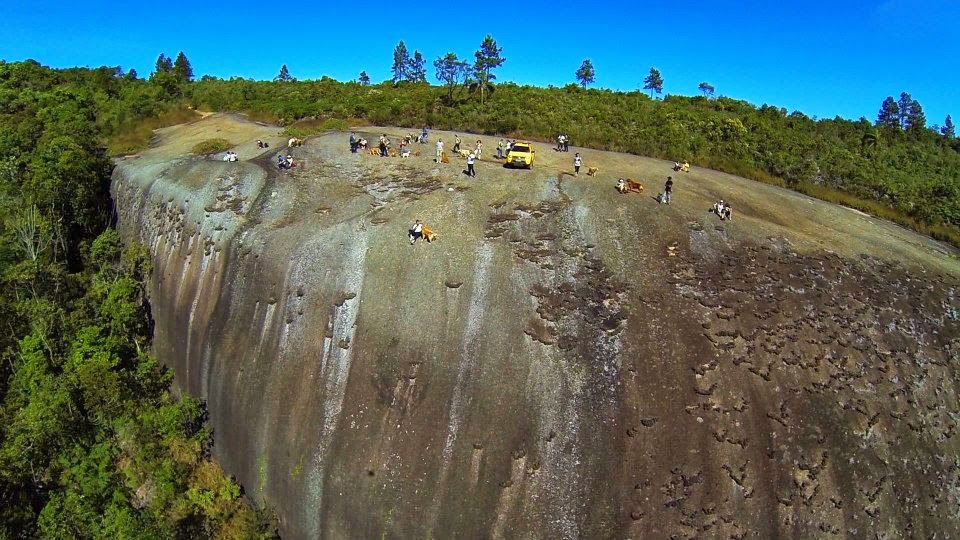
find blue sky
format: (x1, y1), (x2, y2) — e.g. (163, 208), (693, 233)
(1, 0), (957, 126)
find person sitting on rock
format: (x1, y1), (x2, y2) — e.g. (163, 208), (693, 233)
(277, 154), (287, 170)
(409, 220), (424, 244)
(257, 140), (264, 149)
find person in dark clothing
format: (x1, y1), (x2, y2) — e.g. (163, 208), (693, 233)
(349, 133), (358, 153)
(663, 176), (674, 204)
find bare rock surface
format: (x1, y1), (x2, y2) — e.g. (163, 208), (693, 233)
(113, 114), (960, 538)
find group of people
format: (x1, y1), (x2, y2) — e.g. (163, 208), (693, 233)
(221, 151), (239, 162)
(349, 133), (369, 153)
(711, 199), (733, 220)
(277, 153), (295, 170)
(495, 138), (524, 159)
(256, 140), (270, 149)
(672, 160), (691, 172)
(556, 134), (571, 152)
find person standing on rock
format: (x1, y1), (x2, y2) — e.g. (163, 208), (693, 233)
(436, 138), (444, 163)
(663, 176), (674, 204)
(379, 134), (389, 157)
(574, 153), (582, 176)
(467, 152), (476, 178)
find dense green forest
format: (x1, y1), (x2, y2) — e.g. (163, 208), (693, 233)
(0, 60), (274, 538)
(0, 48), (958, 536)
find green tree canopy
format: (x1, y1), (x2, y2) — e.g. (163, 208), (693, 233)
(358, 70), (370, 86)
(172, 51), (193, 82)
(876, 96), (900, 131)
(274, 64), (293, 83)
(391, 41), (410, 83)
(434, 52), (470, 103)
(473, 35), (505, 104)
(408, 51), (427, 83)
(643, 67), (663, 97)
(153, 54), (172, 76)
(575, 59), (595, 88)
(698, 81), (715, 98)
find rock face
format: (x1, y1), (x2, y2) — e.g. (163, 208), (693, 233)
(113, 115), (960, 538)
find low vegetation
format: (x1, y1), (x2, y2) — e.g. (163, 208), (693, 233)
(191, 138), (232, 155)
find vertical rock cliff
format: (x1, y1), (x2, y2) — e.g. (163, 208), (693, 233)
(113, 115), (960, 538)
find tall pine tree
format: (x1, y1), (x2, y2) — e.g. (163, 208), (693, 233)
(153, 53), (173, 75)
(643, 68), (663, 97)
(905, 99), (926, 137)
(274, 64), (293, 82)
(473, 35), (505, 104)
(876, 96), (900, 131)
(943, 115), (955, 139)
(391, 41), (410, 83)
(897, 92), (913, 130)
(172, 52), (193, 82)
(575, 59), (595, 88)
(408, 51), (427, 83)
(358, 71), (371, 86)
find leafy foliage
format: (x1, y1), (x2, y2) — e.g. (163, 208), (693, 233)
(192, 138), (232, 155)
(391, 41), (409, 84)
(172, 52), (194, 83)
(698, 81), (715, 98)
(473, 35), (504, 104)
(408, 51), (427, 83)
(575, 59), (595, 88)
(643, 68), (663, 97)
(0, 59), (275, 538)
(273, 65), (293, 83)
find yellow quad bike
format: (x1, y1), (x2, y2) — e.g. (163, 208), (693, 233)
(505, 142), (535, 169)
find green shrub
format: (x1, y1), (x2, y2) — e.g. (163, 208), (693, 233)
(190, 138), (231, 155)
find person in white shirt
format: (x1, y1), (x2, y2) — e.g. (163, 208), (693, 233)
(475, 139), (483, 158)
(409, 220), (424, 244)
(467, 152), (476, 177)
(436, 139), (444, 163)
(574, 153), (582, 175)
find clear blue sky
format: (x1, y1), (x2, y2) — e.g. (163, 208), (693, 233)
(1, 0), (957, 126)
